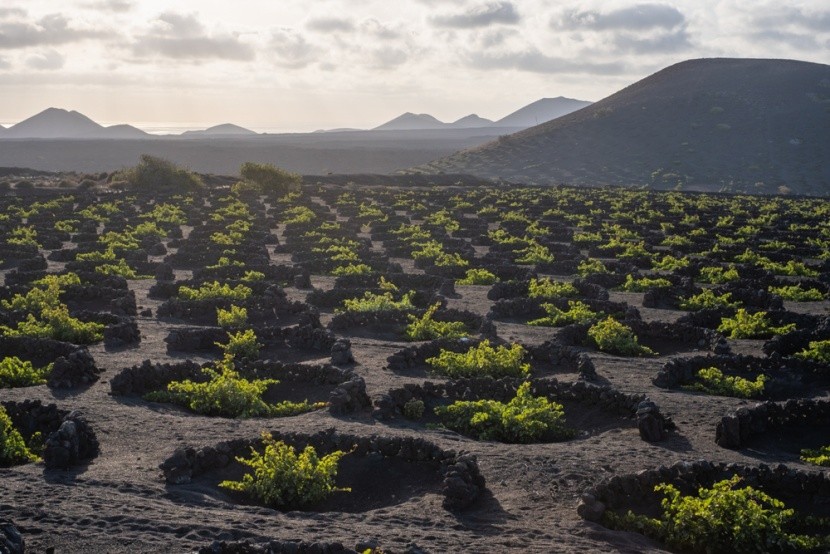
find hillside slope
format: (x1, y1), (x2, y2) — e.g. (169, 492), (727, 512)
(418, 58), (830, 194)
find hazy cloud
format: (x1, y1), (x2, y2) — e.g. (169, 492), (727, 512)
(360, 19), (401, 40)
(26, 49), (65, 70)
(432, 2), (520, 29)
(269, 29), (318, 68)
(0, 56), (10, 70)
(83, 0), (133, 13)
(555, 4), (685, 31)
(133, 12), (255, 61)
(0, 8), (26, 18)
(748, 29), (821, 50)
(467, 48), (624, 75)
(752, 6), (830, 32)
(371, 47), (408, 69)
(0, 13), (109, 49)
(549, 4), (692, 56)
(612, 28), (691, 53)
(307, 17), (354, 33)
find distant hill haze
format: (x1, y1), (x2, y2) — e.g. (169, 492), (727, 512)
(181, 123), (257, 137)
(3, 108), (149, 139)
(0, 109), (256, 139)
(417, 58), (830, 195)
(494, 97), (592, 127)
(371, 97), (591, 131)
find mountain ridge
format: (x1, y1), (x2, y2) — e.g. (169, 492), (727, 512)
(181, 123), (257, 137)
(417, 58), (830, 195)
(371, 97), (591, 131)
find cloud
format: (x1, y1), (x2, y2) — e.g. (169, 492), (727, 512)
(371, 47), (408, 69)
(555, 4), (685, 31)
(0, 13), (109, 49)
(746, 6), (830, 50)
(432, 1), (520, 29)
(748, 29), (820, 51)
(82, 0), (133, 12)
(306, 17), (354, 33)
(133, 12), (255, 61)
(0, 8), (26, 18)
(26, 49), (65, 70)
(612, 27), (691, 53)
(466, 48), (625, 75)
(360, 19), (401, 40)
(269, 29), (318, 68)
(0, 56), (10, 69)
(752, 6), (830, 33)
(549, 4), (692, 56)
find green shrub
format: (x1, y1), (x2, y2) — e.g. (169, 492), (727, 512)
(340, 290), (415, 313)
(685, 367), (766, 398)
(434, 382), (574, 443)
(652, 255), (690, 270)
(679, 289), (740, 311)
(764, 260), (818, 277)
(605, 475), (825, 553)
(208, 257), (245, 270)
(217, 305), (248, 329)
(0, 275), (104, 343)
(76, 248), (117, 263)
(0, 356), (52, 388)
(577, 258), (608, 276)
(698, 265), (740, 284)
(116, 154), (203, 192)
(620, 274), (672, 292)
(94, 258), (151, 279)
(332, 263), (373, 276)
(219, 432), (348, 509)
(768, 285), (825, 302)
(7, 226), (40, 247)
(528, 300), (599, 327)
(241, 270), (265, 282)
(514, 242), (554, 264)
(793, 340), (830, 363)
(54, 219), (80, 233)
(140, 203), (187, 225)
(145, 355), (324, 418)
(456, 268), (498, 285)
(426, 341), (530, 378)
(587, 317), (654, 356)
(527, 278), (578, 299)
(238, 162), (302, 196)
(801, 446), (830, 467)
(178, 281), (252, 301)
(216, 329), (262, 361)
(1, 304), (104, 344)
(717, 309), (796, 339)
(2, 279), (63, 313)
(315, 244), (359, 262)
(282, 206), (316, 225)
(434, 252), (469, 268)
(402, 399), (425, 420)
(0, 406), (40, 466)
(404, 303), (468, 341)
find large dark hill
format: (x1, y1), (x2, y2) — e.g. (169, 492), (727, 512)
(418, 58), (830, 194)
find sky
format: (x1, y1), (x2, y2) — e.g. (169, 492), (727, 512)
(0, 0), (828, 132)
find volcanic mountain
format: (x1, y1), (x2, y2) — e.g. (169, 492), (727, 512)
(181, 123), (257, 137)
(494, 97), (592, 128)
(372, 97), (591, 132)
(418, 58), (830, 194)
(3, 108), (149, 139)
